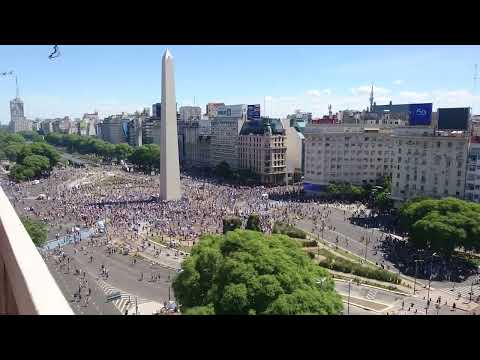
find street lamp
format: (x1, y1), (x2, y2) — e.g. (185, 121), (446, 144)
(347, 279), (352, 315)
(413, 259), (424, 295)
(427, 252), (438, 308)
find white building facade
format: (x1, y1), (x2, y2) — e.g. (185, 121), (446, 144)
(391, 127), (468, 202)
(303, 125), (394, 192)
(210, 116), (245, 170)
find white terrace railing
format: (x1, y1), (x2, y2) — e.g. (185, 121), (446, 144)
(0, 187), (73, 315)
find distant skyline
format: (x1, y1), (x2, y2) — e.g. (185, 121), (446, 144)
(0, 45), (479, 124)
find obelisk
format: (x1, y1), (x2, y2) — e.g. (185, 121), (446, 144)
(159, 49), (181, 201)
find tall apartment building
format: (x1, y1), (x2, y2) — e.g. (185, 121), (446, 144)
(210, 116), (245, 169)
(391, 127), (468, 202)
(179, 106), (202, 122)
(52, 117), (73, 134)
(100, 115), (129, 144)
(217, 104), (247, 120)
(180, 120), (212, 168)
(206, 103), (225, 119)
(9, 98), (31, 133)
(127, 117), (143, 147)
(282, 118), (304, 182)
(239, 118), (287, 185)
(465, 140), (480, 202)
(40, 119), (53, 134)
(152, 103), (162, 118)
(31, 119), (41, 132)
(80, 112), (99, 136)
(287, 110), (312, 127)
(142, 117), (160, 145)
(303, 125), (394, 192)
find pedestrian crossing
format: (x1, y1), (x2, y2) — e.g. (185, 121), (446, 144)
(365, 289), (378, 301)
(97, 279), (151, 314)
(447, 285), (480, 303)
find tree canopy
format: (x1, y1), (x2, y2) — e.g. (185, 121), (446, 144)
(21, 217), (48, 247)
(399, 197), (480, 256)
(246, 214), (261, 231)
(0, 130), (60, 182)
(173, 230), (343, 315)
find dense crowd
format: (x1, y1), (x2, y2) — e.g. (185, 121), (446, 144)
(2, 165), (372, 248)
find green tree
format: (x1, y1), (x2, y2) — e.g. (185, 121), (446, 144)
(4, 143), (25, 162)
(246, 214), (262, 232)
(399, 197), (480, 256)
(22, 154), (51, 177)
(215, 161), (233, 179)
(129, 144), (160, 172)
(114, 143), (134, 161)
(173, 230), (343, 315)
(21, 217), (48, 247)
(29, 142), (60, 167)
(222, 217), (242, 234)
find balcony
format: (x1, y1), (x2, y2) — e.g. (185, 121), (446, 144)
(0, 187), (73, 315)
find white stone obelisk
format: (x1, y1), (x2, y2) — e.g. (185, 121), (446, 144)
(159, 49), (181, 201)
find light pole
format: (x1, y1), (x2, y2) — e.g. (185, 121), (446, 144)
(427, 252), (438, 308)
(413, 259), (424, 295)
(364, 236), (369, 261)
(470, 277), (475, 302)
(347, 279), (352, 315)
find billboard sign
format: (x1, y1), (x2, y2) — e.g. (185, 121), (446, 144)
(408, 103), (432, 126)
(247, 104), (261, 121)
(438, 107), (470, 130)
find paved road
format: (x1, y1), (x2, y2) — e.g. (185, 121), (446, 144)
(45, 239), (177, 314)
(45, 254), (119, 315)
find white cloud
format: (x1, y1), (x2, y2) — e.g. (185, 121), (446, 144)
(306, 89), (332, 97)
(265, 96), (273, 101)
(399, 91), (429, 102)
(393, 80), (404, 85)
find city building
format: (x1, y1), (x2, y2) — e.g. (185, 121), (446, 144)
(210, 116), (245, 170)
(287, 110), (312, 127)
(127, 117), (143, 147)
(52, 117), (74, 134)
(465, 139), (480, 202)
(9, 97), (31, 133)
(142, 117), (161, 145)
(311, 105), (338, 125)
(303, 124), (394, 193)
(179, 106), (202, 122)
(31, 119), (41, 132)
(80, 112), (100, 136)
(391, 126), (468, 202)
(282, 119), (304, 183)
(152, 103), (162, 118)
(100, 114), (130, 144)
(179, 120), (212, 168)
(40, 119), (53, 135)
(217, 104), (247, 120)
(239, 118), (287, 185)
(206, 103), (225, 119)
(337, 110), (362, 125)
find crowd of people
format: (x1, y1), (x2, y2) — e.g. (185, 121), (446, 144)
(2, 165), (381, 253)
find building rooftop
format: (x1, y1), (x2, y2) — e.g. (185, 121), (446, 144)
(240, 118), (285, 136)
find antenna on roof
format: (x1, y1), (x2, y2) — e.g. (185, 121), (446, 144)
(474, 64), (478, 93)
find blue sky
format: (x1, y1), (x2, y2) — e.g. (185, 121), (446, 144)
(0, 45), (479, 124)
